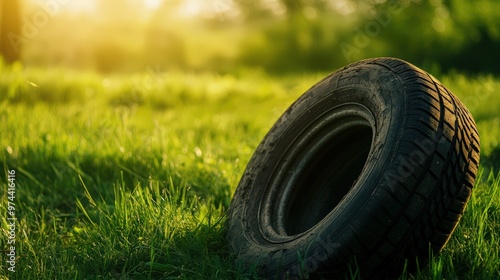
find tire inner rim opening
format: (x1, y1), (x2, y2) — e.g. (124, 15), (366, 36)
(267, 106), (375, 238)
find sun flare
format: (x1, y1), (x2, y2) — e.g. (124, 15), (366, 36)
(144, 0), (162, 10)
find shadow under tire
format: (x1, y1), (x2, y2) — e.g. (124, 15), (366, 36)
(226, 57), (480, 278)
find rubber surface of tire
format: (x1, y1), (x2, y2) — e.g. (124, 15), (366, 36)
(226, 57), (480, 279)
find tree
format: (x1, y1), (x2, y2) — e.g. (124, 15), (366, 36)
(0, 0), (22, 63)
(282, 0), (304, 17)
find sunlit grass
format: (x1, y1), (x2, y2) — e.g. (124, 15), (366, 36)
(0, 63), (498, 279)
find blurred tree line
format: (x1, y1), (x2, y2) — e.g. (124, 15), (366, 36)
(235, 0), (500, 74)
(1, 0), (499, 75)
(0, 0), (21, 63)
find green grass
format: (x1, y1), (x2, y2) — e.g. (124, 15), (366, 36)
(0, 62), (498, 279)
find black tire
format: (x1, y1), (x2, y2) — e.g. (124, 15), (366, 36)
(227, 57), (480, 279)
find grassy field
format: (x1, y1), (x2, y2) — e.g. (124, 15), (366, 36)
(0, 61), (499, 279)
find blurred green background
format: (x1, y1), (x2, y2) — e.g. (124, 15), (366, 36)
(1, 0), (500, 75)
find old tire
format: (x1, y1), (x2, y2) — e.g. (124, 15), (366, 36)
(226, 57), (480, 279)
